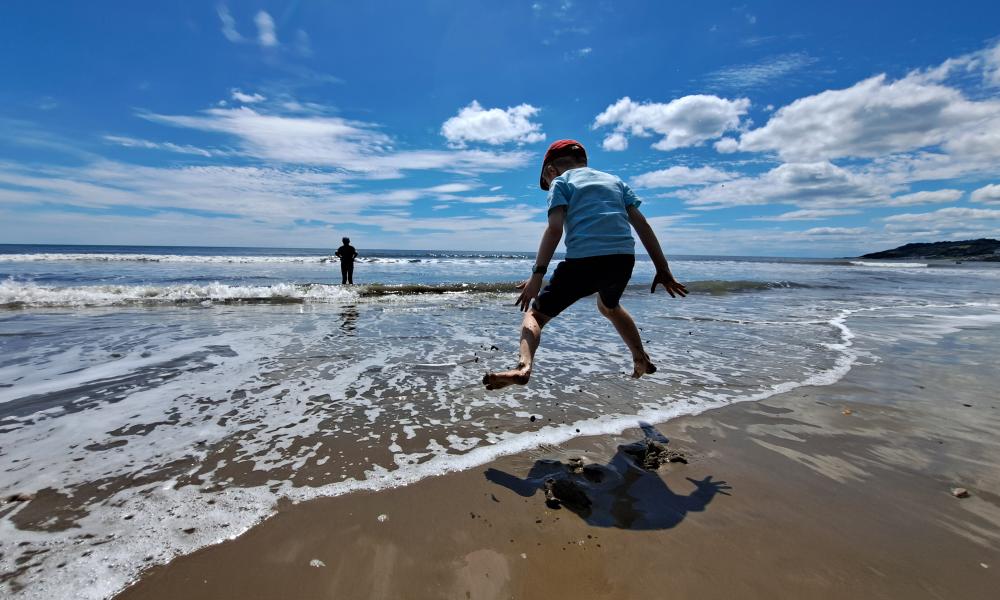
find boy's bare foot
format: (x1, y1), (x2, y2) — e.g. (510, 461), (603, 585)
(632, 353), (657, 378)
(482, 365), (531, 390)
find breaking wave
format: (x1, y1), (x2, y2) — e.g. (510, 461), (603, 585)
(0, 252), (533, 264)
(849, 261), (929, 268)
(1, 278), (818, 308)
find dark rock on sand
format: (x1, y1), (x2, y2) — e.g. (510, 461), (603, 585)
(544, 478), (591, 510)
(619, 439), (688, 470)
(5, 492), (33, 503)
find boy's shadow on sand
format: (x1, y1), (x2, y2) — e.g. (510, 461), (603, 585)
(485, 423), (731, 530)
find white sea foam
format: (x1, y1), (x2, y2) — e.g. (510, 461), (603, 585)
(0, 280), (358, 307)
(0, 253), (532, 265)
(0, 253), (334, 264)
(849, 261), (929, 268)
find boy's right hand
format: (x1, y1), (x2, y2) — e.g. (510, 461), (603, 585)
(651, 271), (688, 298)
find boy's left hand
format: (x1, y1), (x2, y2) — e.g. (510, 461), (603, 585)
(651, 271), (688, 298)
(514, 275), (544, 312)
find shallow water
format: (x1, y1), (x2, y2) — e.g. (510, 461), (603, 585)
(1, 245), (998, 599)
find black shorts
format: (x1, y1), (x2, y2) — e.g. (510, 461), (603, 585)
(532, 254), (635, 318)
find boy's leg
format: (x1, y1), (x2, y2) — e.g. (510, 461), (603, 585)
(596, 296), (657, 378)
(483, 308), (551, 390)
(341, 264), (348, 285)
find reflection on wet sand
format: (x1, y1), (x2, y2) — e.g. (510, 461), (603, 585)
(340, 305), (359, 334)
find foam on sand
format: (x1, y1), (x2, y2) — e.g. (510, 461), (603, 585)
(0, 280), (358, 307)
(849, 261), (929, 268)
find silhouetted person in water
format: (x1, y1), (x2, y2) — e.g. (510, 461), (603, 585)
(335, 237), (358, 284)
(485, 423), (730, 530)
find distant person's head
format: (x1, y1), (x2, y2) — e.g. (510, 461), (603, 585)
(540, 140), (587, 191)
(342, 237), (350, 245)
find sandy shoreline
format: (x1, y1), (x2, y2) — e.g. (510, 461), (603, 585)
(112, 323), (1000, 599)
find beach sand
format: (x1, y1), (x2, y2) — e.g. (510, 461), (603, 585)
(117, 326), (1000, 600)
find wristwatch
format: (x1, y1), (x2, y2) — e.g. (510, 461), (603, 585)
(532, 264), (547, 275)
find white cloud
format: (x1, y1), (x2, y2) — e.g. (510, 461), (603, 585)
(803, 227), (867, 236)
(425, 183), (476, 194)
(142, 106), (531, 177)
(0, 161), (347, 220)
(449, 195), (512, 204)
(631, 166), (735, 189)
(971, 183), (1000, 205)
(602, 132), (628, 151)
(749, 208), (860, 221)
(883, 206), (1000, 223)
(255, 11), (278, 47)
(592, 95), (750, 151)
(231, 89), (266, 104)
(885, 189), (962, 206)
(680, 161), (896, 209)
(864, 150), (998, 190)
(0, 161), (516, 231)
(986, 43), (1000, 87)
(103, 135), (222, 158)
(736, 72), (1000, 161)
(714, 137), (739, 153)
(483, 204), (545, 221)
(922, 40), (1000, 88)
(217, 5), (243, 42)
(882, 206), (1000, 236)
(440, 101), (545, 147)
(489, 185), (502, 192)
(705, 52), (818, 89)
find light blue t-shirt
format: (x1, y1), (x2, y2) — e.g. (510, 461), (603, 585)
(547, 167), (640, 259)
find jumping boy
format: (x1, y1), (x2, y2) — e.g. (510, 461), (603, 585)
(483, 140), (687, 390)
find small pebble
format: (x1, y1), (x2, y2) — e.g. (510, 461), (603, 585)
(376, 513), (389, 522)
(309, 559), (326, 568)
(951, 487), (970, 498)
(842, 408), (853, 416)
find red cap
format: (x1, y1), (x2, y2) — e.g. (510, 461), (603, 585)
(539, 139), (586, 190)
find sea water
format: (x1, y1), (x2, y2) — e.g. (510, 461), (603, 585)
(1, 244), (998, 599)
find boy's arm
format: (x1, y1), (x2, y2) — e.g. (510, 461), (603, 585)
(627, 205), (688, 298)
(514, 207), (565, 312)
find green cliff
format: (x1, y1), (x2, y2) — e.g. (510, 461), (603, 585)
(860, 238), (1000, 261)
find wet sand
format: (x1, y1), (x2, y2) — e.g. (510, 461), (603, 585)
(117, 327), (1000, 600)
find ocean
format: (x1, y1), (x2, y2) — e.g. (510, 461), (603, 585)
(1, 244), (999, 599)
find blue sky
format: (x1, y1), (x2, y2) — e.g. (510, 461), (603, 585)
(1, 1), (999, 256)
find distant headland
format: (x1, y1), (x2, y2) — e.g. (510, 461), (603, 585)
(859, 238), (1000, 261)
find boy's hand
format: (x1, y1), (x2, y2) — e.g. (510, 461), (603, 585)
(651, 271), (688, 298)
(514, 274), (544, 312)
